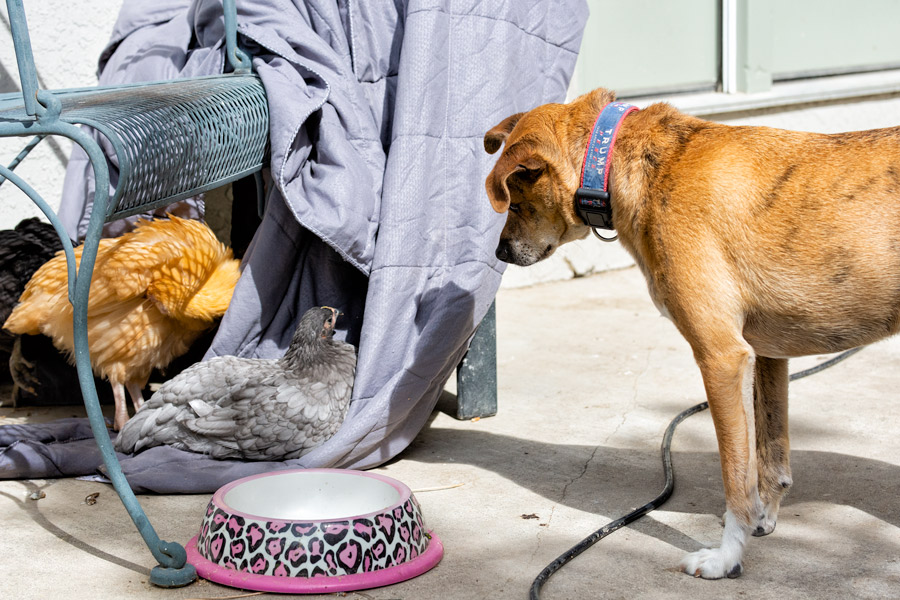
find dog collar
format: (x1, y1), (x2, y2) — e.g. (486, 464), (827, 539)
(576, 101), (639, 242)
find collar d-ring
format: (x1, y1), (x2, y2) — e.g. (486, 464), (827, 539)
(591, 227), (618, 242)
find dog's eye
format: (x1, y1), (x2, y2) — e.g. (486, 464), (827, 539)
(509, 204), (521, 214)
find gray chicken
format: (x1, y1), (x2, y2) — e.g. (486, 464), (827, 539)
(114, 306), (356, 460)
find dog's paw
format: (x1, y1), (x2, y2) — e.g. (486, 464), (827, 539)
(680, 548), (743, 579)
(753, 514), (776, 537)
(754, 475), (791, 536)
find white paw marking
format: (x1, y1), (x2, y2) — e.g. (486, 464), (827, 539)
(680, 547), (741, 579)
(680, 510), (748, 579)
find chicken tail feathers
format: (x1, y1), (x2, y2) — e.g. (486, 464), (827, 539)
(177, 258), (241, 322)
(113, 404), (157, 454)
(2, 303), (43, 335)
(114, 402), (187, 454)
(113, 397), (241, 457)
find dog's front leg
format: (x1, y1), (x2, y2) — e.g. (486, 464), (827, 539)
(753, 356), (791, 536)
(681, 342), (759, 579)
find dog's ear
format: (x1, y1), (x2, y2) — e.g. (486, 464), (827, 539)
(485, 143), (546, 213)
(484, 112), (524, 154)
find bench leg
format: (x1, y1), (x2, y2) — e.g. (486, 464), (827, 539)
(455, 300), (498, 419)
(1, 134), (197, 588)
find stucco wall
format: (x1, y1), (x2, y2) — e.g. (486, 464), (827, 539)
(0, 1), (120, 227)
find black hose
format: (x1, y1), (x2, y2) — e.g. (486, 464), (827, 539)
(529, 348), (861, 600)
(787, 346), (862, 381)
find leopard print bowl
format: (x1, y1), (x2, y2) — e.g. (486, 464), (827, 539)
(185, 468), (443, 594)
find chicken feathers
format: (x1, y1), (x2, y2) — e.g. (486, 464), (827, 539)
(0, 218), (65, 329)
(115, 306), (356, 461)
(3, 217), (240, 430)
(0, 218), (67, 393)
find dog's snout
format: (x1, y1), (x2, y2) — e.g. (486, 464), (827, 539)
(495, 241), (511, 263)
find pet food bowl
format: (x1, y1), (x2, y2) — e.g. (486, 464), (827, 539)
(186, 468), (443, 594)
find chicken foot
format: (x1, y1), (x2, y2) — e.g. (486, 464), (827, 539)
(126, 382), (145, 413)
(110, 382), (145, 431)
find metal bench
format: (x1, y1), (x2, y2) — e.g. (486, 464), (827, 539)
(0, 0), (495, 587)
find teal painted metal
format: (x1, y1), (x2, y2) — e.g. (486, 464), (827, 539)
(0, 134), (45, 186)
(223, 0), (253, 74)
(456, 301), (498, 420)
(75, 78), (261, 219)
(6, 0), (40, 115)
(0, 77), (268, 220)
(0, 0), (268, 588)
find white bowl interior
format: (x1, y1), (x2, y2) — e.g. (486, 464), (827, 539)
(223, 471), (403, 521)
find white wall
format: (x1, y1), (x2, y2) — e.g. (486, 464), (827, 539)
(0, 1), (120, 227)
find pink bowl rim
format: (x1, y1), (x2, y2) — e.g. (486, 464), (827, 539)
(211, 468), (412, 523)
(186, 531), (443, 593)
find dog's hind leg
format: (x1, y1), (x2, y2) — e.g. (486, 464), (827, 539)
(752, 356), (791, 537)
(679, 333), (760, 579)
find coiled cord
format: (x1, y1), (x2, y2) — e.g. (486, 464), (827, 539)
(529, 348), (862, 599)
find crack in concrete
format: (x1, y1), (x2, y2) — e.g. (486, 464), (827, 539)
(523, 340), (660, 590)
(527, 442), (602, 576)
(562, 444), (602, 501)
(507, 502), (559, 600)
(605, 340), (657, 444)
(562, 255), (578, 278)
(528, 503), (558, 566)
(605, 411), (629, 446)
(562, 254), (594, 279)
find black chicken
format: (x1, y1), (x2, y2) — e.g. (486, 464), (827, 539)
(114, 306), (356, 460)
(0, 218), (69, 401)
(0, 218), (64, 337)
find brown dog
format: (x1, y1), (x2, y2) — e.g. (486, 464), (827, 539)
(484, 87), (900, 579)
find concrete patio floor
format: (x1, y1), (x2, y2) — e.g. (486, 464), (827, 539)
(1, 265), (899, 599)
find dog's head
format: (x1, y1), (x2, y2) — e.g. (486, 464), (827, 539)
(484, 88), (616, 266)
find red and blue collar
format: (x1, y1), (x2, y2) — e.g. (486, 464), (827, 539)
(575, 101), (639, 241)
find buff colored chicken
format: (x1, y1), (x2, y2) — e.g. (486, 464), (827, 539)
(3, 217), (241, 430)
